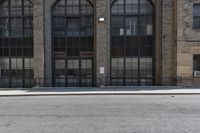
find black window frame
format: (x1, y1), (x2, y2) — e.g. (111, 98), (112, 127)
(193, 4), (200, 29)
(193, 55), (200, 72)
(110, 0), (155, 86)
(52, 0), (95, 87)
(0, 0), (34, 88)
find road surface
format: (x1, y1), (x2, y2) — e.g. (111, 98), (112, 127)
(0, 95), (200, 133)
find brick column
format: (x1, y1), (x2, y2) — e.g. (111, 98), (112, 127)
(33, 4), (45, 80)
(154, 0), (162, 85)
(44, 2), (52, 84)
(96, 0), (110, 85)
(161, 0), (176, 85)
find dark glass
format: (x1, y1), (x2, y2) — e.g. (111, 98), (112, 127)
(194, 55), (200, 71)
(0, 0), (33, 88)
(125, 0), (138, 14)
(111, 0), (124, 15)
(0, 0), (9, 17)
(52, 0), (94, 87)
(0, 18), (9, 36)
(193, 4), (200, 28)
(111, 0), (154, 86)
(111, 16), (124, 36)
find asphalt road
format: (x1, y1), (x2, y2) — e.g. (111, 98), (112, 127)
(0, 95), (200, 133)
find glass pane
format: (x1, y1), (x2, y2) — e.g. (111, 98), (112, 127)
(140, 36), (153, 56)
(140, 0), (153, 14)
(68, 60), (79, 69)
(140, 16), (153, 36)
(24, 0), (33, 16)
(193, 17), (200, 28)
(24, 58), (33, 69)
(67, 18), (79, 36)
(53, 17), (66, 36)
(193, 5), (200, 17)
(67, 0), (79, 15)
(111, 0), (124, 14)
(52, 0), (65, 16)
(81, 60), (92, 69)
(125, 58), (138, 77)
(0, 18), (9, 36)
(10, 0), (22, 16)
(125, 17), (138, 36)
(81, 59), (92, 87)
(54, 59), (65, 87)
(111, 58), (124, 77)
(3, 58), (9, 69)
(55, 59), (65, 69)
(24, 17), (33, 37)
(0, 0), (9, 17)
(111, 37), (125, 56)
(125, 0), (139, 14)
(11, 58), (23, 69)
(10, 18), (23, 36)
(126, 37), (139, 56)
(140, 58), (152, 78)
(194, 55), (200, 71)
(111, 16), (124, 36)
(81, 16), (93, 36)
(81, 0), (93, 15)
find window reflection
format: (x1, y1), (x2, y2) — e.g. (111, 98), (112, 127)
(193, 4), (200, 28)
(52, 0), (94, 87)
(111, 0), (154, 86)
(0, 0), (33, 87)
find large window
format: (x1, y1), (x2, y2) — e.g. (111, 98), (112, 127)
(52, 0), (94, 87)
(111, 0), (154, 86)
(0, 0), (33, 87)
(193, 4), (200, 28)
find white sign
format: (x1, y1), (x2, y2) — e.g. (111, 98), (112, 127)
(120, 28), (124, 35)
(99, 17), (105, 22)
(147, 24), (153, 35)
(100, 67), (105, 74)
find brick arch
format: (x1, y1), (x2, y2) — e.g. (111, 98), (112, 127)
(50, 0), (94, 7)
(111, 0), (156, 6)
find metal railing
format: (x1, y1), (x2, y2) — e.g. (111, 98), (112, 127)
(34, 77), (179, 87)
(0, 78), (35, 88)
(0, 77), (199, 88)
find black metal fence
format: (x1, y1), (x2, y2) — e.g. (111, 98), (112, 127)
(0, 77), (198, 88)
(0, 78), (35, 88)
(34, 77), (180, 87)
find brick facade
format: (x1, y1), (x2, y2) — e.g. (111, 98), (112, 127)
(30, 0), (200, 86)
(177, 0), (200, 86)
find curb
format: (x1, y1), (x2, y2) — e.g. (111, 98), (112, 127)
(1, 92), (200, 97)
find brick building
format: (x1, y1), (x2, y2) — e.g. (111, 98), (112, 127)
(0, 0), (200, 88)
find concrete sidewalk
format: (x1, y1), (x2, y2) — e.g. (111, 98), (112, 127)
(0, 86), (200, 96)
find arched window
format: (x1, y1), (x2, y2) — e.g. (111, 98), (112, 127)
(0, 0), (33, 87)
(111, 0), (154, 86)
(52, 0), (94, 87)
